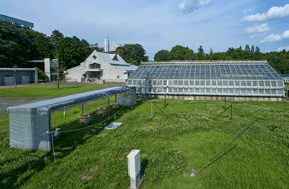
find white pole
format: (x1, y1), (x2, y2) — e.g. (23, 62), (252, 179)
(104, 36), (107, 52)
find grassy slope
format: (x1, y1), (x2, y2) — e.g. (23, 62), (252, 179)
(0, 85), (107, 98)
(0, 98), (289, 188)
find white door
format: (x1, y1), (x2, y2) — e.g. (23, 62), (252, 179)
(5, 75), (14, 85)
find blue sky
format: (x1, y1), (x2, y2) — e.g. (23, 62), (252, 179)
(1, 0), (289, 60)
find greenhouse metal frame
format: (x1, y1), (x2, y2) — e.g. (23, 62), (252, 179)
(127, 60), (285, 98)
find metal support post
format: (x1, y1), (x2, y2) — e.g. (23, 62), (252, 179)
(14, 66), (17, 88)
(108, 96), (110, 118)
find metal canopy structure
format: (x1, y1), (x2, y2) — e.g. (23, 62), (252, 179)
(127, 60), (285, 97)
(8, 87), (136, 150)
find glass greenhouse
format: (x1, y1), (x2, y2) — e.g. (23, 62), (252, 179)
(127, 60), (285, 97)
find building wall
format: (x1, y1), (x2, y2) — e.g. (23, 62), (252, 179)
(0, 70), (36, 85)
(67, 51), (128, 83)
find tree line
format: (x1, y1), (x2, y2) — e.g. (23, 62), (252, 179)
(0, 20), (103, 72)
(154, 45), (289, 74)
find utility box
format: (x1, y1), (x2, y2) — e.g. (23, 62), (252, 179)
(127, 150), (141, 189)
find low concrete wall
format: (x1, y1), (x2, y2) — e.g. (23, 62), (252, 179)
(137, 94), (284, 102)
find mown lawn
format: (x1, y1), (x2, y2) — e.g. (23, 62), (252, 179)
(0, 85), (107, 98)
(0, 97), (288, 188)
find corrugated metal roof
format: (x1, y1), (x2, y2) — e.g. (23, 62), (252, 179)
(8, 87), (134, 110)
(116, 64), (138, 71)
(0, 68), (36, 71)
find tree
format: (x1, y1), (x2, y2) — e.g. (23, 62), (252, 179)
(154, 50), (169, 61)
(169, 45), (196, 60)
(0, 21), (32, 67)
(251, 45), (255, 54)
(210, 53), (232, 60)
(197, 45), (205, 60)
(209, 47), (213, 56)
(116, 44), (146, 66)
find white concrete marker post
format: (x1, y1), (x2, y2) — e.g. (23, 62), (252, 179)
(127, 150), (141, 189)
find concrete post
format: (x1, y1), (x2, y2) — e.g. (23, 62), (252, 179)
(35, 67), (38, 83)
(44, 58), (51, 82)
(127, 150), (141, 189)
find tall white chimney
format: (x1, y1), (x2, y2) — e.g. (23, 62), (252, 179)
(104, 36), (107, 52)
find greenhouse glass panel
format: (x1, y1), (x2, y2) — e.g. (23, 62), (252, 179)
(246, 81), (251, 86)
(241, 89), (246, 94)
(253, 81), (258, 86)
(265, 89), (271, 94)
(277, 81), (283, 87)
(190, 80), (194, 85)
(241, 81), (246, 86)
(169, 80), (173, 85)
(223, 88), (228, 93)
(229, 88), (234, 94)
(200, 80), (205, 86)
(195, 80), (199, 86)
(217, 88), (222, 93)
(163, 80), (167, 86)
(206, 80), (210, 86)
(271, 89), (276, 94)
(157, 87), (162, 93)
(223, 81), (228, 86)
(128, 80), (132, 85)
(277, 89), (283, 94)
(212, 81), (216, 86)
(133, 80), (137, 85)
(265, 81), (271, 87)
(163, 88), (167, 93)
(152, 87), (157, 93)
(179, 88), (183, 93)
(195, 88), (199, 93)
(184, 88), (189, 93)
(179, 80), (183, 85)
(253, 89), (258, 94)
(235, 81), (240, 86)
(137, 80), (142, 86)
(246, 89), (252, 94)
(168, 88), (172, 93)
(137, 87), (141, 93)
(235, 88), (240, 94)
(184, 80), (188, 85)
(217, 81), (222, 86)
(271, 81), (276, 87)
(206, 88), (211, 93)
(259, 89), (264, 94)
(141, 87), (146, 93)
(190, 88), (194, 93)
(147, 87), (152, 93)
(174, 80), (178, 85)
(199, 88), (205, 93)
(157, 80), (162, 85)
(153, 80), (157, 86)
(212, 88), (216, 93)
(173, 87), (178, 93)
(229, 81), (234, 86)
(259, 81), (264, 87)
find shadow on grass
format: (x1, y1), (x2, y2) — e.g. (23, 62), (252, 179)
(0, 98), (146, 189)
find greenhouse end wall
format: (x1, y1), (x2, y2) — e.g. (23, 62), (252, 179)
(9, 108), (51, 150)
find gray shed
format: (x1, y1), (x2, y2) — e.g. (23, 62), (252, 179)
(8, 87), (136, 150)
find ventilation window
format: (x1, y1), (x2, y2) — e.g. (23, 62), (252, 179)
(112, 55), (118, 61)
(93, 55), (97, 59)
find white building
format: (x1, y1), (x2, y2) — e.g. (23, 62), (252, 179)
(66, 50), (138, 83)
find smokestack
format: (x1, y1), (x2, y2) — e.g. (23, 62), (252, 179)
(104, 36), (107, 52)
(108, 36), (110, 52)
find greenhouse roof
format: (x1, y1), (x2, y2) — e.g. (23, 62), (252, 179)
(8, 87), (134, 110)
(129, 60), (281, 80)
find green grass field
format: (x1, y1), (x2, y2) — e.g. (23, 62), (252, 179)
(285, 84), (289, 88)
(0, 85), (107, 98)
(0, 98), (289, 188)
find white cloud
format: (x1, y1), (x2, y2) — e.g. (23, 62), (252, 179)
(178, 0), (211, 13)
(260, 30), (289, 44)
(240, 4), (289, 22)
(242, 23), (270, 34)
(243, 7), (253, 14)
(277, 46), (289, 51)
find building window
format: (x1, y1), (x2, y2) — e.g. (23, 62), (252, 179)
(93, 55), (97, 59)
(89, 63), (100, 69)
